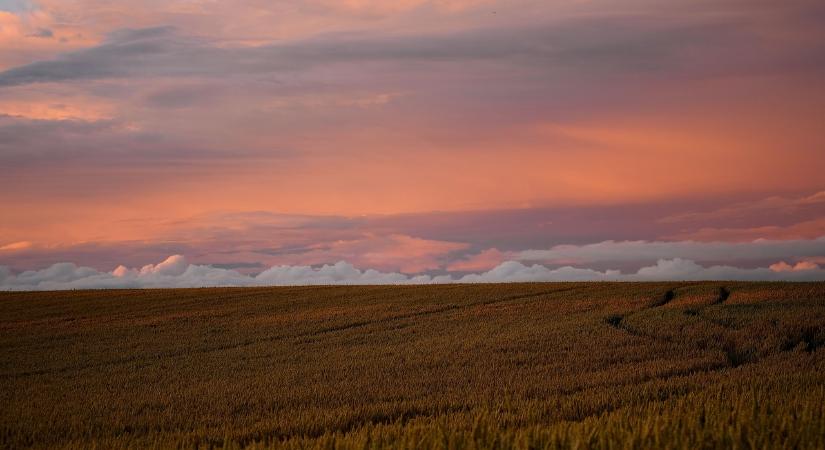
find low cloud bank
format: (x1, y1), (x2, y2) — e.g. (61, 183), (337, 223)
(1, 255), (824, 291)
(518, 237), (825, 264)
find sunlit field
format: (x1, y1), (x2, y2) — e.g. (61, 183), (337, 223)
(2, 283), (824, 449)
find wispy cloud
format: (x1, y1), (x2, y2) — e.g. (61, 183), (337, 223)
(0, 17), (742, 87)
(0, 241), (31, 251)
(659, 191), (825, 224)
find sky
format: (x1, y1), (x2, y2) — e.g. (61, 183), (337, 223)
(1, 0), (825, 289)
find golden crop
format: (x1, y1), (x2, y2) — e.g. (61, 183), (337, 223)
(1, 282), (824, 449)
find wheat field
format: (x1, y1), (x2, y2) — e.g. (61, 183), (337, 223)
(1, 282), (824, 449)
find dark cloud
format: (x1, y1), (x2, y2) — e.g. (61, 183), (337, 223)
(0, 27), (191, 86)
(0, 114), (119, 164)
(0, 113), (291, 170)
(0, 13), (783, 88)
(142, 84), (223, 108)
(0, 0), (30, 13)
(28, 28), (54, 38)
(519, 238), (825, 266)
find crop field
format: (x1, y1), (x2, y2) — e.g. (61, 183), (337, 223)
(1, 282), (825, 449)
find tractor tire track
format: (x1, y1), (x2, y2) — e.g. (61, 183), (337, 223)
(1, 286), (582, 380)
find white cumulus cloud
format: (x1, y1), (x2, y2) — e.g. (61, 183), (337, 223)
(2, 254), (825, 291)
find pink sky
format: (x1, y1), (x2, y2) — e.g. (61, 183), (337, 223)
(1, 0), (825, 287)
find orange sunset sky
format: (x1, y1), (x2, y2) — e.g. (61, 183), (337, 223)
(1, 0), (825, 288)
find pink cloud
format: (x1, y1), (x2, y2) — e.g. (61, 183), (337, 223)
(666, 218), (825, 242)
(1, 2), (824, 279)
(446, 248), (513, 271)
(296, 234), (468, 273)
(0, 241), (33, 251)
(769, 261), (821, 272)
(659, 191), (825, 225)
(0, 9), (97, 69)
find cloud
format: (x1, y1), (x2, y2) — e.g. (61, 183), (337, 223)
(2, 0), (822, 90)
(0, 98), (112, 121)
(628, 258), (825, 282)
(666, 218), (825, 242)
(0, 112), (276, 172)
(0, 0), (32, 13)
(3, 254), (825, 291)
(659, 191), (825, 224)
(0, 240), (32, 251)
(1, 4), (823, 287)
(139, 254), (188, 276)
(446, 248), (513, 271)
(255, 261), (415, 285)
(28, 27), (52, 38)
(0, 26), (185, 86)
(6, 202), (825, 279)
(769, 261), (821, 272)
(518, 237), (825, 265)
(7, 262), (102, 288)
(309, 0), (494, 15)
(0, 13), (758, 88)
(299, 234), (468, 273)
(456, 258), (825, 283)
(657, 191), (825, 242)
(0, 255), (427, 290)
(455, 261), (620, 283)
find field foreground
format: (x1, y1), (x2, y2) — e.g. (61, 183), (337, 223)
(2, 283), (825, 449)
